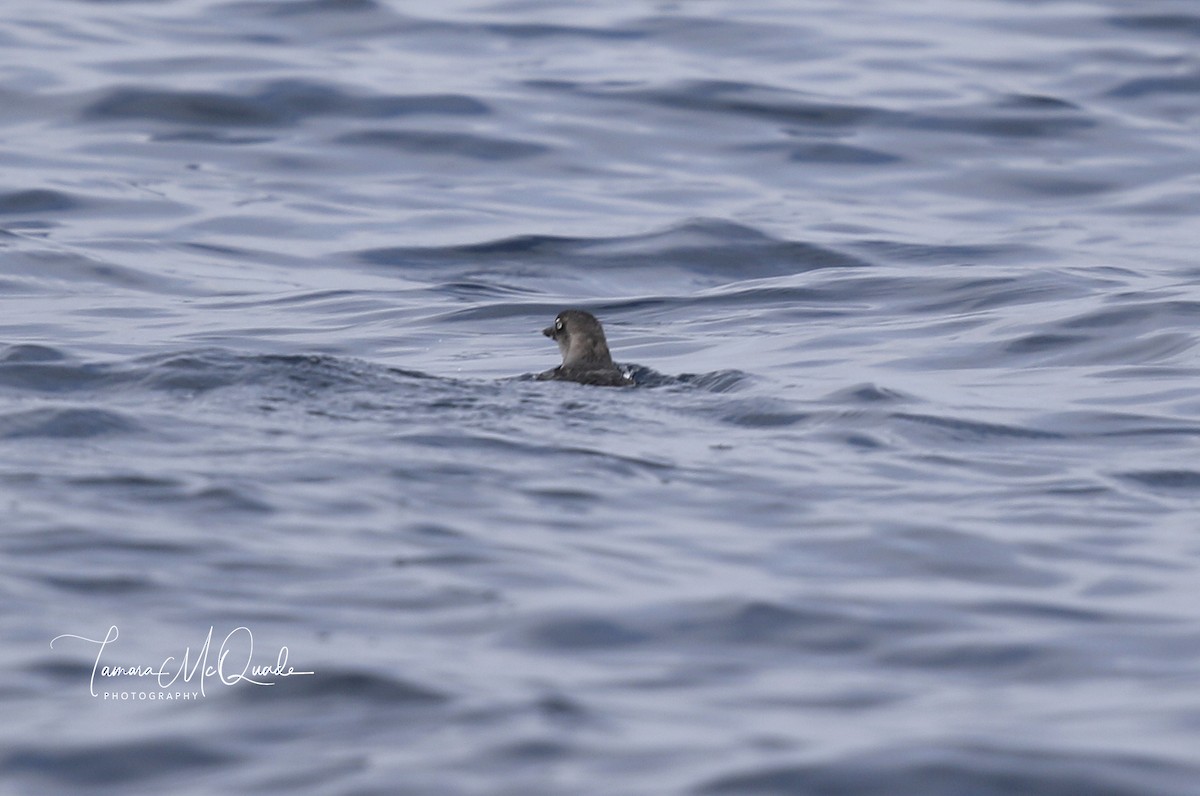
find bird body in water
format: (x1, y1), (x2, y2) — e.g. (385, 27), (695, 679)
(537, 309), (633, 387)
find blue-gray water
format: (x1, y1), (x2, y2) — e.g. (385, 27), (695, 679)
(3, 0), (1199, 793)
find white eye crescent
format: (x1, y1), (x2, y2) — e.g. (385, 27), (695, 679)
(555, 319), (564, 331)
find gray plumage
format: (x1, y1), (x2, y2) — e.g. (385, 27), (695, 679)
(537, 309), (633, 387)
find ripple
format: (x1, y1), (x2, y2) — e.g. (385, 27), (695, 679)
(1118, 470), (1200, 492)
(334, 129), (549, 160)
(701, 397), (809, 428)
(523, 615), (651, 650)
(264, 0), (386, 15)
(892, 412), (1062, 443)
(671, 369), (751, 393)
(1107, 14), (1200, 37)
(84, 81), (489, 127)
(1107, 71), (1200, 100)
(230, 668), (448, 704)
(573, 78), (877, 128)
(903, 104), (1095, 139)
(822, 383), (911, 405)
(131, 350), (432, 394)
(0, 189), (85, 215)
(1005, 332), (1092, 355)
(2, 525), (199, 556)
(1060, 300), (1200, 330)
(696, 745), (1199, 796)
(676, 599), (932, 652)
(0, 344), (68, 363)
(357, 218), (867, 282)
(482, 21), (643, 41)
(998, 329), (1193, 367)
(39, 572), (155, 594)
(530, 79), (1095, 140)
(0, 360), (109, 392)
(869, 525), (1063, 587)
(150, 130), (274, 144)
(852, 240), (1043, 266)
(5, 249), (195, 294)
(3, 740), (237, 787)
(0, 407), (141, 439)
(737, 141), (902, 165)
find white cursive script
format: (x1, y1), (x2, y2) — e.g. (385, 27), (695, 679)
(50, 625), (315, 698)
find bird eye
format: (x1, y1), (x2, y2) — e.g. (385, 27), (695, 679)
(555, 319), (564, 331)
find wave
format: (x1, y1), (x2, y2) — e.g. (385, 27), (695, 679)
(83, 80), (490, 127)
(698, 745), (1199, 796)
(357, 218), (868, 284)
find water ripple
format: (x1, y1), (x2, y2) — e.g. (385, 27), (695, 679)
(4, 741), (237, 788)
(697, 746), (1199, 796)
(84, 81), (489, 127)
(0, 407), (141, 439)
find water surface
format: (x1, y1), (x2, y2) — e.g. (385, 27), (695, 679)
(2, 0), (1199, 793)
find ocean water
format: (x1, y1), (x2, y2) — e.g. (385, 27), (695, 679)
(2, 0), (1199, 793)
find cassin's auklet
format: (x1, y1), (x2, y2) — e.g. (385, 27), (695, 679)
(537, 309), (633, 387)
